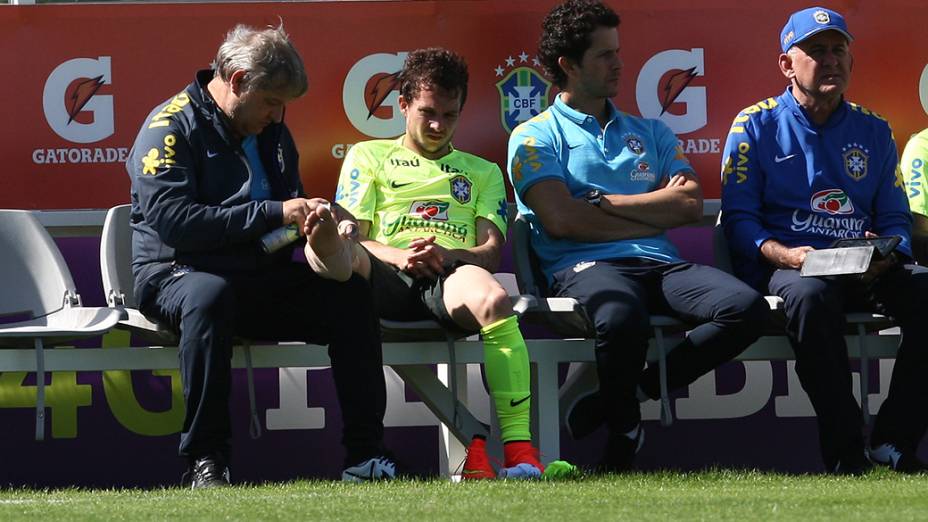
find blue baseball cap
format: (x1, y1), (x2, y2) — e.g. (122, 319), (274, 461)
(780, 7), (853, 53)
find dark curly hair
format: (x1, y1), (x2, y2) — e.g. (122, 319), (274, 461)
(398, 48), (469, 109)
(539, 0), (620, 88)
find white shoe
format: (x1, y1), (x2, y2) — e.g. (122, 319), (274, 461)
(867, 443), (928, 472)
(341, 456), (397, 482)
(868, 443), (902, 468)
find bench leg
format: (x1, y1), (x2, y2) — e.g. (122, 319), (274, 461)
(390, 365), (488, 471)
(443, 334), (466, 478)
(653, 327), (673, 427)
(243, 342), (262, 439)
(438, 362), (469, 479)
(532, 358), (560, 464)
(857, 324), (870, 426)
(35, 338), (45, 441)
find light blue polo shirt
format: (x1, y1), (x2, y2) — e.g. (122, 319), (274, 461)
(243, 135), (271, 201)
(507, 94), (694, 281)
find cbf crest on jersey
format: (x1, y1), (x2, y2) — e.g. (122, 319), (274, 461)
(842, 143), (869, 181)
(624, 134), (645, 155)
(495, 52), (552, 134)
(450, 175), (472, 204)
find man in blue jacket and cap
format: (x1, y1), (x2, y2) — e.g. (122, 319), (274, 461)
(722, 7), (928, 474)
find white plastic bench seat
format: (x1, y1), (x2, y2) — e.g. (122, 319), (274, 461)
(0, 209), (121, 441)
(0, 307), (120, 340)
(0, 328), (903, 464)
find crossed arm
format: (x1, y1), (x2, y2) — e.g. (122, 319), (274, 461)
(522, 171), (702, 244)
(597, 171), (703, 228)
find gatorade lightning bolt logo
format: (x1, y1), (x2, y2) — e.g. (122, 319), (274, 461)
(811, 189), (855, 215)
(365, 72), (401, 121)
(43, 56), (115, 143)
(659, 67), (699, 116)
(66, 76), (106, 124)
(343, 52), (407, 138)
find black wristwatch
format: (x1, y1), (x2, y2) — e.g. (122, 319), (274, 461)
(585, 189), (603, 207)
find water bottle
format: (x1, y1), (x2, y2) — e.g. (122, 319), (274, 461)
(260, 223), (300, 253)
(261, 202), (335, 253)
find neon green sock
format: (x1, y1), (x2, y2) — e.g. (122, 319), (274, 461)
(480, 315), (531, 443)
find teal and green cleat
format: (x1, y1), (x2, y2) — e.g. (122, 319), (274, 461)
(542, 460), (581, 479)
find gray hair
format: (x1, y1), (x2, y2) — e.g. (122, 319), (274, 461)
(212, 23), (308, 97)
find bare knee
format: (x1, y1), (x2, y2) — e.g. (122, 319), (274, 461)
(444, 266), (513, 328)
(475, 282), (511, 325)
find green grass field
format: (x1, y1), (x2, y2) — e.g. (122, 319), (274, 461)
(2, 469), (927, 521)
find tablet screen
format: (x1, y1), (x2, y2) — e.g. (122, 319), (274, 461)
(830, 236), (901, 258)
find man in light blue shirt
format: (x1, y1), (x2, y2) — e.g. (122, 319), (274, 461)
(512, 95), (691, 277)
(508, 0), (767, 471)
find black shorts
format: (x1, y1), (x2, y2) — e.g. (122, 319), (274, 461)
(367, 252), (463, 331)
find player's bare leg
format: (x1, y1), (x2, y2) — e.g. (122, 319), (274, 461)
(443, 265), (578, 479)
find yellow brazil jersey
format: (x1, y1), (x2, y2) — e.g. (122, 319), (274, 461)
(902, 128), (928, 217)
(335, 137), (509, 249)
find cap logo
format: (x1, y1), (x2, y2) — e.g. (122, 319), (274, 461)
(813, 10), (830, 24)
(783, 30), (794, 47)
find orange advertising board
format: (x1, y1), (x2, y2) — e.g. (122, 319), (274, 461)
(2, 0), (926, 209)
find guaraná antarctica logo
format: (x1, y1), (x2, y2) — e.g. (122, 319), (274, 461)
(810, 188), (854, 215)
(495, 52), (552, 134)
(410, 200), (450, 221)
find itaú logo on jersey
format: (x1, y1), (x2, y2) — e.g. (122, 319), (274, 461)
(343, 52), (407, 138)
(811, 189), (854, 215)
(43, 56), (114, 143)
(636, 48), (706, 135)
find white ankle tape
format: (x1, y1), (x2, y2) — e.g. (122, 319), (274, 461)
(305, 240), (354, 282)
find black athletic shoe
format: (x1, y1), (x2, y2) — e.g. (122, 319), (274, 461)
(598, 426), (645, 473)
(831, 451), (873, 476)
(181, 455), (231, 488)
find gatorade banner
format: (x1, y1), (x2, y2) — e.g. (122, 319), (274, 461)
(2, 0), (927, 210)
(2, 1), (927, 486)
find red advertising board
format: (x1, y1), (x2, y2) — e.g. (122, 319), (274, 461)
(2, 0), (927, 209)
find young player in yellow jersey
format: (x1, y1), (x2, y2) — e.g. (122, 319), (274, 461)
(902, 128), (928, 264)
(335, 48), (575, 480)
